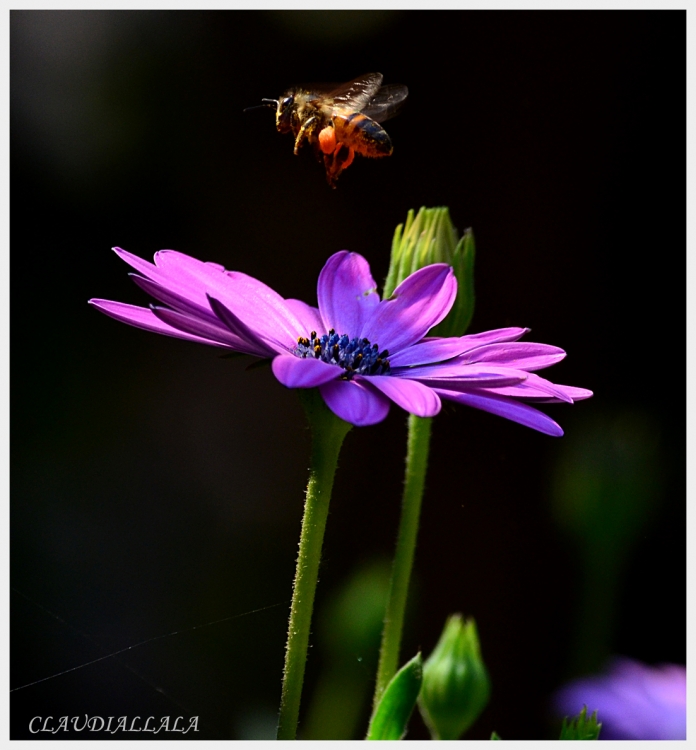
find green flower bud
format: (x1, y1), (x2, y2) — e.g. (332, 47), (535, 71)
(384, 206), (475, 337)
(418, 614), (491, 740)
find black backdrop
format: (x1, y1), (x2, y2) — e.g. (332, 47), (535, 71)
(11, 10), (685, 741)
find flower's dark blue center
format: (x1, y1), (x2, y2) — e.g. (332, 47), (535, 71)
(294, 329), (391, 380)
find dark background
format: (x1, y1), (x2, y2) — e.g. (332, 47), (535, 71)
(11, 10), (685, 740)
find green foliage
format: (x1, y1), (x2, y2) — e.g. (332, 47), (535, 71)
(302, 560), (391, 740)
(550, 407), (663, 674)
(559, 706), (602, 740)
(550, 409), (662, 550)
(490, 730), (502, 740)
(366, 653), (423, 740)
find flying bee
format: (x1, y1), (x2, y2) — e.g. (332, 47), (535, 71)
(251, 73), (408, 187)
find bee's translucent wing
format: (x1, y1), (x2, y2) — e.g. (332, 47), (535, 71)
(362, 84), (409, 123)
(328, 73), (384, 110)
(297, 82), (342, 97)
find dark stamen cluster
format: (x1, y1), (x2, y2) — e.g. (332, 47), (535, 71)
(294, 329), (390, 380)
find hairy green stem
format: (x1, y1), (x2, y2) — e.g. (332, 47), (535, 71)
(277, 390), (352, 740)
(373, 414), (432, 708)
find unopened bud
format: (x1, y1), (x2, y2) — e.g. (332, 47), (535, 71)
(418, 614), (490, 740)
(384, 207), (475, 337)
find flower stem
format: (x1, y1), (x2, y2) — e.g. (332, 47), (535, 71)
(276, 389), (352, 741)
(372, 414), (432, 709)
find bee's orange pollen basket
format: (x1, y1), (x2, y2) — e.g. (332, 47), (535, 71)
(319, 126), (336, 154)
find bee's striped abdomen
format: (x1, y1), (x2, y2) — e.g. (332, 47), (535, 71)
(333, 113), (393, 157)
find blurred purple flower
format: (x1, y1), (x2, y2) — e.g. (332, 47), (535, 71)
(554, 658), (686, 740)
(90, 248), (591, 432)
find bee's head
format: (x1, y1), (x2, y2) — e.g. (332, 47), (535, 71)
(275, 93), (296, 133)
(244, 90), (297, 133)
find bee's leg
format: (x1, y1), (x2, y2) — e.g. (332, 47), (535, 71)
(336, 144), (355, 170)
(323, 151), (336, 187)
(293, 115), (317, 155)
(311, 138), (323, 162)
(324, 144), (355, 187)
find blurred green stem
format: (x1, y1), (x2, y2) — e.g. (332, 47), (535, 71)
(570, 547), (621, 676)
(372, 414), (432, 709)
(276, 389), (352, 740)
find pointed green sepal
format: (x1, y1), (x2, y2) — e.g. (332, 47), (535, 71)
(418, 614), (491, 740)
(559, 706), (602, 740)
(431, 227), (475, 338)
(366, 653), (423, 740)
(490, 730), (502, 740)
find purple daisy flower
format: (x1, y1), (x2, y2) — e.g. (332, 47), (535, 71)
(89, 248), (591, 433)
(554, 658), (687, 740)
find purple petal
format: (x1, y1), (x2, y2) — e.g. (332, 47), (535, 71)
(455, 327), (530, 347)
(471, 372), (573, 403)
(388, 337), (482, 367)
(285, 298), (325, 336)
(361, 264), (457, 353)
(113, 246), (159, 277)
(272, 355), (340, 388)
(207, 295), (280, 357)
(317, 251), (380, 336)
(395, 363), (528, 388)
(115, 248), (306, 349)
(434, 387), (564, 436)
(368, 376), (441, 418)
(474, 376), (592, 404)
(558, 385), (593, 401)
(89, 299), (228, 347)
(149, 305), (262, 354)
(114, 247), (233, 307)
(501, 371), (573, 403)
(319, 379), (390, 426)
(219, 271), (306, 351)
(389, 328), (534, 368)
(418, 327), (530, 348)
(554, 659), (686, 741)
(130, 273), (219, 320)
(473, 384), (566, 403)
(154, 248), (225, 274)
(454, 341), (567, 371)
